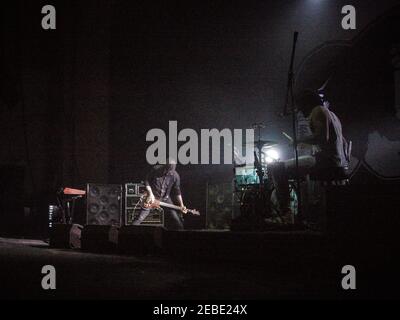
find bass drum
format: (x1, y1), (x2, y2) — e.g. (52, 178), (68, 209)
(238, 186), (271, 221)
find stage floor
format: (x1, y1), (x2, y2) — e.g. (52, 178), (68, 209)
(0, 234), (341, 300)
(1, 229), (397, 300)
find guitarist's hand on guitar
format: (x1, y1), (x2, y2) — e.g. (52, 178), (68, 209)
(180, 205), (188, 214)
(147, 192), (155, 204)
(141, 195), (200, 215)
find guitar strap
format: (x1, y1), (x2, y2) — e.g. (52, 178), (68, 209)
(160, 173), (170, 200)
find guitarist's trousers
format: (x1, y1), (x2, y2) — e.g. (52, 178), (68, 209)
(133, 197), (184, 230)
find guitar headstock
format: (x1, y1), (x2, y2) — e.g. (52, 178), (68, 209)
(188, 209), (200, 216)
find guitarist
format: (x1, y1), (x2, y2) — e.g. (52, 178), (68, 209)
(133, 159), (187, 230)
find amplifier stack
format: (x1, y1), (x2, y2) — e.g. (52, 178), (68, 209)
(124, 183), (164, 226)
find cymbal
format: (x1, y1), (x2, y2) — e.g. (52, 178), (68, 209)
(245, 140), (278, 147)
(252, 123), (266, 129)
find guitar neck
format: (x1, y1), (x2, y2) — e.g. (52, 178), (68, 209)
(159, 201), (182, 211)
(152, 200), (199, 216)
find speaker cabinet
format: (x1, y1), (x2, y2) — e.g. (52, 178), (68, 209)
(86, 184), (122, 226)
(206, 182), (233, 230)
(124, 183), (163, 226)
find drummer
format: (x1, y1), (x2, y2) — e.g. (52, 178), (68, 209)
(268, 90), (350, 224)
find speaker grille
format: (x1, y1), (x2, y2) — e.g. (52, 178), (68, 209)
(206, 182), (233, 230)
(86, 184), (122, 226)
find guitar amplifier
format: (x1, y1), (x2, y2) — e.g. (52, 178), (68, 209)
(124, 183), (164, 226)
(86, 184), (122, 226)
(206, 182), (233, 230)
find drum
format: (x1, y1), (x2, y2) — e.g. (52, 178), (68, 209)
(234, 165), (260, 186)
(237, 181), (298, 221)
(236, 186), (270, 228)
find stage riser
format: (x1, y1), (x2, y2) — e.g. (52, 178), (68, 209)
(118, 226), (163, 255)
(325, 185), (400, 240)
(162, 231), (329, 263)
(80, 225), (330, 263)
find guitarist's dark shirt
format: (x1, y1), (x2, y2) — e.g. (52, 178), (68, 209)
(144, 165), (181, 200)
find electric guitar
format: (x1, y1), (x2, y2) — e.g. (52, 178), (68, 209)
(140, 195), (200, 216)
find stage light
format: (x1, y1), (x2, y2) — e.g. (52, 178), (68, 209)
(261, 148), (280, 164)
(266, 149), (280, 161)
(264, 156), (274, 164)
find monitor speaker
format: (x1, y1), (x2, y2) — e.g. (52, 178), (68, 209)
(118, 225), (164, 254)
(49, 224), (83, 249)
(86, 184), (122, 226)
(81, 225), (119, 252)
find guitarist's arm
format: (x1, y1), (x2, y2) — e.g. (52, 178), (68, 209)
(145, 185), (155, 204)
(176, 195), (188, 213)
(173, 173), (187, 213)
(144, 172), (155, 204)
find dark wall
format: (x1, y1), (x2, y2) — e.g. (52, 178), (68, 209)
(1, 0), (111, 204)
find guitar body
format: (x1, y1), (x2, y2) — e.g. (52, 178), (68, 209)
(142, 199), (162, 210)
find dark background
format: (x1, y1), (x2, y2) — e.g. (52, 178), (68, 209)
(1, 0), (400, 235)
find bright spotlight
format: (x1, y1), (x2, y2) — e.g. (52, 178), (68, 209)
(264, 156), (274, 164)
(266, 149), (280, 161)
(261, 148), (280, 164)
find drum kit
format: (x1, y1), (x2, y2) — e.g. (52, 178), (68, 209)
(232, 32), (303, 228)
(233, 123), (298, 228)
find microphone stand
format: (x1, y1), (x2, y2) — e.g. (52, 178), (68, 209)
(283, 31), (302, 221)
